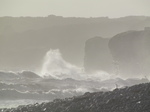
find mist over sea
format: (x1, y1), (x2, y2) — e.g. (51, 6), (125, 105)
(0, 49), (149, 108)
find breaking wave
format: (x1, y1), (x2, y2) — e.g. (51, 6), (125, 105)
(40, 49), (116, 81)
(40, 49), (82, 79)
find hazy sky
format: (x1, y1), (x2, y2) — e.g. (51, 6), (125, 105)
(0, 0), (150, 18)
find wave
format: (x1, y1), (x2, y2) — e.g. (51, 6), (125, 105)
(0, 88), (99, 100)
(0, 70), (41, 80)
(0, 77), (149, 100)
(0, 71), (18, 79)
(39, 49), (120, 81)
(40, 49), (83, 79)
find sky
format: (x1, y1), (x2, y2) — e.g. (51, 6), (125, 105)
(0, 0), (150, 18)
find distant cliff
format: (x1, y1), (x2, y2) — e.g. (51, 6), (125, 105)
(109, 28), (150, 77)
(84, 37), (112, 73)
(84, 28), (150, 77)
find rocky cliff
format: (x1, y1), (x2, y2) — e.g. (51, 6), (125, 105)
(109, 28), (150, 77)
(84, 28), (150, 77)
(84, 37), (112, 73)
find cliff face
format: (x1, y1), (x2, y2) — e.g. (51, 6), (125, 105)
(109, 28), (150, 77)
(84, 28), (150, 77)
(84, 37), (113, 73)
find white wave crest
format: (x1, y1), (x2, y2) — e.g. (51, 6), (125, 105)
(40, 49), (83, 79)
(40, 49), (118, 81)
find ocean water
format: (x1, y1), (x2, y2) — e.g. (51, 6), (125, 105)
(0, 100), (48, 109)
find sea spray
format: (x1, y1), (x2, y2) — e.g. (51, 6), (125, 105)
(40, 49), (117, 81)
(40, 49), (83, 79)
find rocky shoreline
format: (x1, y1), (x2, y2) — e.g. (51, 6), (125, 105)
(1, 82), (150, 112)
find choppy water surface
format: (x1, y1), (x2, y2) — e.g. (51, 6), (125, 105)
(0, 100), (48, 109)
